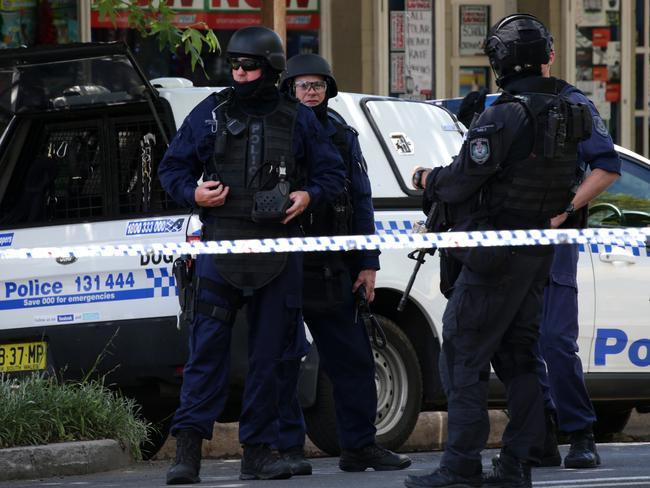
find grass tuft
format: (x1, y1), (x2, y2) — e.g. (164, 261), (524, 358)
(0, 373), (151, 459)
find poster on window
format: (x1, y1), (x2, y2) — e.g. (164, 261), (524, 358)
(391, 52), (406, 93)
(459, 66), (489, 97)
(391, 11), (405, 50)
(405, 8), (432, 97)
(459, 5), (489, 56)
(574, 0), (620, 127)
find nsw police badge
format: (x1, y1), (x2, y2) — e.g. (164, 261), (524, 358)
(469, 137), (490, 164)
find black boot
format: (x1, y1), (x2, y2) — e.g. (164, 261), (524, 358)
(563, 429), (601, 468)
(240, 444), (293, 480)
(166, 429), (202, 485)
(540, 409), (561, 467)
(279, 446), (312, 476)
(339, 443), (411, 471)
(484, 451), (532, 488)
(404, 466), (482, 488)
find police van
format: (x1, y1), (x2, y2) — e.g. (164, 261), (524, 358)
(0, 43), (649, 457)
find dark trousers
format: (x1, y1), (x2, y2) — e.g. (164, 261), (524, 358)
(439, 250), (553, 476)
(276, 267), (377, 451)
(535, 244), (596, 432)
(170, 252), (306, 445)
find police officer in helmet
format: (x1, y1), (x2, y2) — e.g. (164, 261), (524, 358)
(158, 27), (345, 484)
(405, 14), (592, 488)
(274, 53), (411, 475)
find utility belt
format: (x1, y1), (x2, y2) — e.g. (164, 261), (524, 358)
(303, 252), (349, 313)
(172, 255), (245, 328)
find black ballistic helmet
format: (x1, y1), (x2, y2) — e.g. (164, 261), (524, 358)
(484, 14), (552, 86)
(226, 26), (286, 72)
(279, 53), (338, 98)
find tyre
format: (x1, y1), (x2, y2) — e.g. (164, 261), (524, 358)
(593, 404), (632, 440)
(135, 395), (177, 460)
(305, 314), (423, 455)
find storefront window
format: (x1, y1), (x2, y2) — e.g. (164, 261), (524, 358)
(575, 0), (621, 143)
(637, 0), (645, 47)
(0, 0), (78, 48)
(388, 0), (434, 100)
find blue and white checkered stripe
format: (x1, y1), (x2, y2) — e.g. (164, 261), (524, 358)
(145, 267), (177, 297)
(0, 226), (648, 259)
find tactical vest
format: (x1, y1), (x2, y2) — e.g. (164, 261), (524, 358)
(489, 91), (592, 223)
(303, 115), (354, 238)
(202, 91), (301, 290)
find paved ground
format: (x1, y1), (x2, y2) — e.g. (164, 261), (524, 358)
(4, 444), (650, 487)
(1, 410), (649, 483)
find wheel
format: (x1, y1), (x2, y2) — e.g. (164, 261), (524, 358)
(134, 395), (177, 460)
(304, 314), (423, 455)
(593, 404), (632, 441)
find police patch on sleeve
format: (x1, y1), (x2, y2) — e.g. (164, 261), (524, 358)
(469, 137), (490, 164)
(594, 116), (609, 137)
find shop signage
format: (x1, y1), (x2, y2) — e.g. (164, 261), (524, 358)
(91, 0), (319, 30)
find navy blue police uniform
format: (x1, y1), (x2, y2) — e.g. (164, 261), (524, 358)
(276, 114), (380, 452)
(158, 91), (345, 448)
(535, 83), (621, 434)
(407, 75), (592, 485)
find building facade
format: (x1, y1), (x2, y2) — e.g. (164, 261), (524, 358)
(3, 1), (647, 157)
(323, 0), (649, 158)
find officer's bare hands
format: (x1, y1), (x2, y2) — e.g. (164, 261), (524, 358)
(550, 212), (568, 229)
(282, 190), (310, 224)
(194, 181), (230, 207)
(353, 269), (376, 303)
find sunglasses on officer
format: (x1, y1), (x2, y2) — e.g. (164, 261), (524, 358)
(228, 57), (263, 72)
(294, 80), (328, 92)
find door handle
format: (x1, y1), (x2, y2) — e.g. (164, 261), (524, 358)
(55, 256), (77, 265)
(599, 251), (635, 265)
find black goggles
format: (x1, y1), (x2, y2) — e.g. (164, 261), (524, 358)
(228, 58), (263, 72)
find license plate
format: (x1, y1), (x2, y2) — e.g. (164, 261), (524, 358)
(0, 342), (47, 373)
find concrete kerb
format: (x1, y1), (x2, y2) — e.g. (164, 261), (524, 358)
(0, 439), (132, 482)
(154, 410), (511, 460)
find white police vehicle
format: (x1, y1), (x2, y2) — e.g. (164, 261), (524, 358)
(0, 44), (648, 457)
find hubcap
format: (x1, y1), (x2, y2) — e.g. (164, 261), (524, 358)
(373, 341), (409, 435)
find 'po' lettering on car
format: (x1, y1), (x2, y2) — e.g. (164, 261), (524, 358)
(594, 328), (650, 367)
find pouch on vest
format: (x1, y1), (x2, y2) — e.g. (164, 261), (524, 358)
(303, 255), (347, 312)
(251, 155), (292, 223)
(251, 179), (291, 223)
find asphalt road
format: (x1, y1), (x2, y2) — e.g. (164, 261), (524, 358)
(2, 444), (650, 488)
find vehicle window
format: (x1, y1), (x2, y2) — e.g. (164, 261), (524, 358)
(0, 122), (105, 225)
(114, 118), (176, 216)
(589, 155), (650, 227)
(0, 115), (181, 228)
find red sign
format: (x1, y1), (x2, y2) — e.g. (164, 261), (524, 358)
(91, 10), (319, 31)
(606, 82), (621, 102)
(592, 27), (611, 48)
(593, 66), (608, 81)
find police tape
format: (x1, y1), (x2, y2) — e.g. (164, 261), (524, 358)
(0, 227), (649, 260)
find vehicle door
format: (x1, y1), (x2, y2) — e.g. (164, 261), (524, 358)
(0, 44), (184, 375)
(587, 148), (650, 372)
